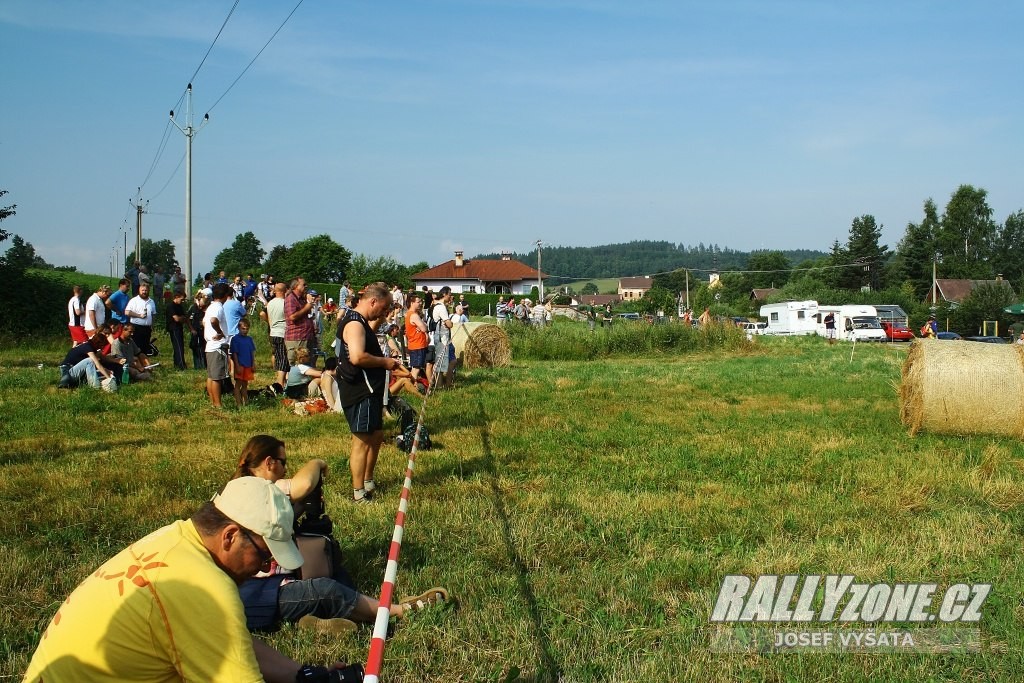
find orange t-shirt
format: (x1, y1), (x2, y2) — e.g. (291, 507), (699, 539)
(406, 315), (428, 351)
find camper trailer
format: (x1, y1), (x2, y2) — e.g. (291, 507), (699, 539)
(816, 305), (887, 342)
(759, 300), (819, 336)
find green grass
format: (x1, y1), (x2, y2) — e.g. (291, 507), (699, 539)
(2, 334), (1023, 681)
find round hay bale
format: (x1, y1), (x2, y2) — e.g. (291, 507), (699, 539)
(900, 339), (1024, 436)
(451, 322), (511, 368)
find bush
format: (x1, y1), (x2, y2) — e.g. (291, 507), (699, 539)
(503, 319), (748, 360)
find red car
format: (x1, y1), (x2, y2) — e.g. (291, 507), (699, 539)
(881, 321), (915, 341)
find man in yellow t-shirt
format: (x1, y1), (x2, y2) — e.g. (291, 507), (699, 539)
(23, 477), (347, 683)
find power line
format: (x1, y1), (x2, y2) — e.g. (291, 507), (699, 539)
(149, 152), (186, 202)
(204, 0), (306, 116)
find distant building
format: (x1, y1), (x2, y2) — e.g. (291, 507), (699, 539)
(579, 294), (621, 308)
(411, 251), (545, 295)
(926, 277), (1016, 307)
(618, 276), (653, 300)
(750, 288), (780, 302)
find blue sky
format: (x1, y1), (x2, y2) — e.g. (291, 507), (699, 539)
(2, 1), (1022, 281)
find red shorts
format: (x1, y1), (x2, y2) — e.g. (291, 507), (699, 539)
(69, 325), (89, 343)
(235, 366), (255, 382)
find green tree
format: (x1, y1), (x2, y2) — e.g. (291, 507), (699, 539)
(262, 234), (351, 283)
(745, 250), (791, 289)
(841, 214), (890, 291)
(0, 189), (14, 243)
(213, 231), (266, 278)
(891, 199), (939, 297)
(346, 254), (410, 288)
(126, 238), (177, 275)
(936, 185), (997, 279)
(639, 285), (675, 315)
(992, 210), (1024, 284)
(2, 235), (40, 271)
(948, 281), (1016, 336)
(581, 282), (599, 295)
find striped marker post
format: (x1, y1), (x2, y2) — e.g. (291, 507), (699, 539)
(363, 378), (437, 683)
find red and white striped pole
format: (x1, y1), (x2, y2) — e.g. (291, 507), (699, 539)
(363, 379), (437, 683)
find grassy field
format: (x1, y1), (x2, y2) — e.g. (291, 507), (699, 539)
(2, 331), (1023, 681)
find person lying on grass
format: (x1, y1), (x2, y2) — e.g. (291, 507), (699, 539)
(232, 434), (449, 634)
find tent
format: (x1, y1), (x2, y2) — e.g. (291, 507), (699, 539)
(1003, 303), (1024, 315)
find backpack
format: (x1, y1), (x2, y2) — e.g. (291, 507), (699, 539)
(396, 422), (431, 453)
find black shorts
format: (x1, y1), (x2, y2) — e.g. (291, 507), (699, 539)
(408, 347), (426, 370)
(270, 336), (290, 372)
(343, 393), (385, 434)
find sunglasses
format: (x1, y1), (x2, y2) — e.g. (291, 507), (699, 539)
(239, 527), (273, 569)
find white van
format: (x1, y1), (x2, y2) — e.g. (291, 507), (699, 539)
(759, 301), (819, 336)
(816, 305), (887, 342)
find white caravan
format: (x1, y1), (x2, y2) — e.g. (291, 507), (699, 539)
(816, 305), (887, 342)
(759, 300), (819, 336)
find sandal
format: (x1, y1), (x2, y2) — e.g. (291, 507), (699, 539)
(396, 587), (449, 618)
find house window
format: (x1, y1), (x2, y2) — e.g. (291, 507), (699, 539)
(466, 286), (476, 293)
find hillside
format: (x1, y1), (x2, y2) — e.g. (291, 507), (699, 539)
(475, 240), (826, 284)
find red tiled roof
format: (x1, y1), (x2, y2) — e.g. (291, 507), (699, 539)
(931, 278), (1016, 304)
(750, 288), (780, 301)
(579, 295), (621, 306)
(412, 258), (545, 282)
(619, 277), (653, 290)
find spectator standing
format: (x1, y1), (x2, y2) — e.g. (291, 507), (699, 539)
(231, 275), (245, 302)
(224, 293), (246, 340)
(188, 292), (208, 369)
(431, 286), (455, 388)
(170, 264), (187, 296)
(338, 281), (351, 313)
(166, 290), (188, 369)
(125, 283), (157, 355)
(107, 279), (130, 325)
(230, 319), (257, 406)
(243, 274), (258, 301)
(125, 261), (141, 295)
(457, 294), (469, 318)
(824, 311), (837, 345)
(405, 294), (429, 387)
(152, 266), (165, 305)
(602, 304), (613, 328)
(496, 296), (507, 325)
(264, 282), (290, 388)
(138, 265), (152, 293)
(67, 285), (88, 345)
(698, 307), (711, 327)
(204, 284), (232, 408)
(284, 278), (314, 364)
(337, 283), (406, 502)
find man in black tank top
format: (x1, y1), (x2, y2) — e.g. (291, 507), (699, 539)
(337, 282), (410, 502)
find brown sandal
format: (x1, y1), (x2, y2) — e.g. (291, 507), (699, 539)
(396, 587), (449, 618)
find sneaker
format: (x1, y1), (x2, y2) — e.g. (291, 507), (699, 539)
(297, 615), (358, 635)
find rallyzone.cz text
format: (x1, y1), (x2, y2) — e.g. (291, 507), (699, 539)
(711, 575), (990, 623)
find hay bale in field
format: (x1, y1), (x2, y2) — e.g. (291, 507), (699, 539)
(450, 322), (511, 368)
(900, 339), (1024, 436)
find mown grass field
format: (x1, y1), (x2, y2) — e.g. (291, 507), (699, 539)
(2, 330), (1023, 681)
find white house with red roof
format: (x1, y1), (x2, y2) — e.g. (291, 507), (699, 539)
(411, 251), (546, 295)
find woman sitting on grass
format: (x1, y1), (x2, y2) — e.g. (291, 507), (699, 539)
(285, 347), (322, 399)
(231, 434), (449, 633)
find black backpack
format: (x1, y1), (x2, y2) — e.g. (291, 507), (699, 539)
(396, 422), (431, 453)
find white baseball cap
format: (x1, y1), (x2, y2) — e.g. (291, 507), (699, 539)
(212, 477), (303, 570)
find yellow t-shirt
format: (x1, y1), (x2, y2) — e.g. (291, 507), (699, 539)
(24, 520), (263, 683)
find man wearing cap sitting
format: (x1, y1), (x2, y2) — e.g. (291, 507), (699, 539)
(24, 477), (356, 682)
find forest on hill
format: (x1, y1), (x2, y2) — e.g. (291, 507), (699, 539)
(475, 241), (826, 283)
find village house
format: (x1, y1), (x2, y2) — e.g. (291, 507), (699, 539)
(411, 251), (546, 295)
(925, 277), (1016, 308)
(618, 276), (653, 300)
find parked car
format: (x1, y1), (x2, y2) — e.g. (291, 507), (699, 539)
(965, 336), (1007, 344)
(880, 321), (915, 341)
(616, 312), (641, 321)
(740, 321), (767, 335)
(936, 331), (962, 340)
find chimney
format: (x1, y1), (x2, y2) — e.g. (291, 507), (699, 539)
(501, 251), (511, 261)
(455, 251), (464, 267)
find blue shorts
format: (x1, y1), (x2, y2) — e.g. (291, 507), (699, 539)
(408, 347), (426, 370)
(343, 393), (385, 434)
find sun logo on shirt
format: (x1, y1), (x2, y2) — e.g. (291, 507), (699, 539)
(100, 552), (168, 596)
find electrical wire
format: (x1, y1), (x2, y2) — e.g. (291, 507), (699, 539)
(203, 0), (306, 116)
(149, 153), (186, 202)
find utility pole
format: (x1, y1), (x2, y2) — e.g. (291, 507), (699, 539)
(535, 240), (543, 301)
(130, 189), (148, 266)
(170, 84), (210, 291)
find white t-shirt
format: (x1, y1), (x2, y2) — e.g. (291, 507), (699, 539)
(125, 296), (156, 326)
(203, 300), (228, 352)
(84, 293), (106, 333)
(432, 302), (451, 346)
(68, 296), (84, 326)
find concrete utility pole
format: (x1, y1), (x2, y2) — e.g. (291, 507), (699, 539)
(130, 189), (148, 265)
(535, 239), (543, 301)
(170, 84), (209, 291)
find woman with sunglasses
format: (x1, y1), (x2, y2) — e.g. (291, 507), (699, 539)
(231, 435), (448, 634)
